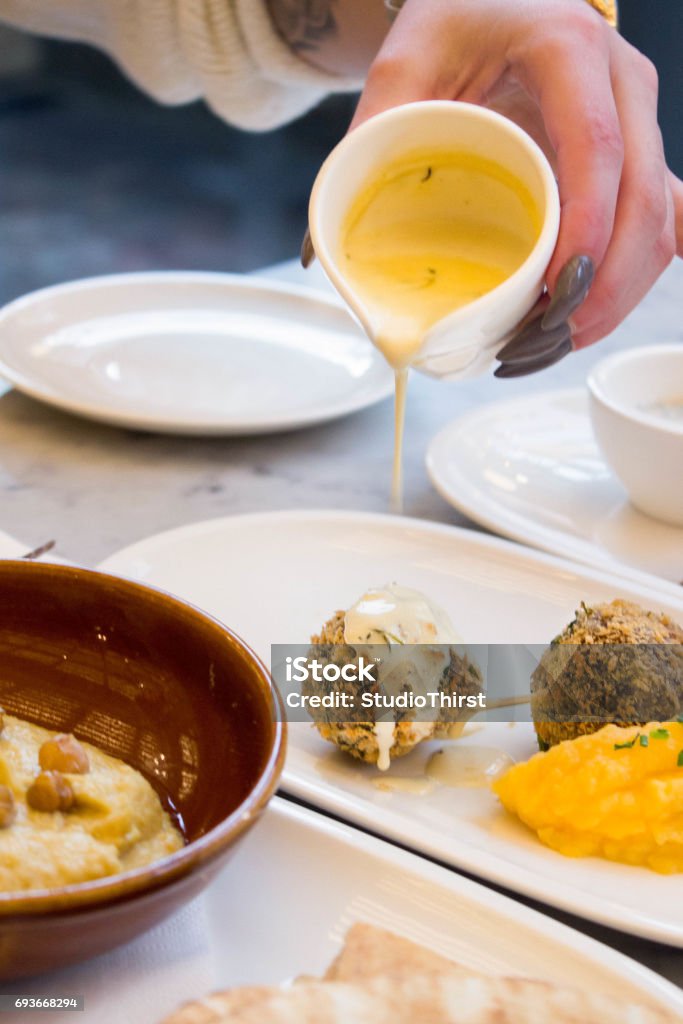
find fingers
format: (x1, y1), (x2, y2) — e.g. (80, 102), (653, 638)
(349, 0), (504, 130)
(569, 42), (675, 347)
(514, 13), (623, 291)
(542, 256), (595, 329)
(349, 2), (434, 130)
(494, 339), (572, 377)
(344, 0), (679, 353)
(494, 256), (593, 377)
(350, 61), (427, 131)
(300, 227), (315, 268)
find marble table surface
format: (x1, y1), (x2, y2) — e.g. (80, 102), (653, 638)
(0, 258), (681, 569)
(0, 256), (681, 990)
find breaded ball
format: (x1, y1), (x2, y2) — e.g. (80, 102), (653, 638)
(532, 600), (683, 749)
(306, 611), (482, 767)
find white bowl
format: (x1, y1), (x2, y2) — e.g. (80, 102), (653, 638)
(588, 344), (683, 526)
(309, 101), (560, 379)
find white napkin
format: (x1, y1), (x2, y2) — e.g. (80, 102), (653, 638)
(1, 896), (217, 1024)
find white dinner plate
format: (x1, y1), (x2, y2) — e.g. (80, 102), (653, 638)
(16, 798), (682, 1023)
(0, 272), (393, 435)
(427, 388), (683, 584)
(99, 510), (683, 945)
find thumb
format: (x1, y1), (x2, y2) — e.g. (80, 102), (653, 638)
(350, 58), (431, 131)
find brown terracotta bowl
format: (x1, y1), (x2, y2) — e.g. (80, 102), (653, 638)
(0, 560), (286, 980)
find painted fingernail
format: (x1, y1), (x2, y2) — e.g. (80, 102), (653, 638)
(542, 255), (594, 330)
(301, 227), (315, 269)
(496, 318), (571, 363)
(494, 339), (572, 378)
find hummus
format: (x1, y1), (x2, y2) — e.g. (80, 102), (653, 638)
(494, 721), (683, 874)
(0, 714), (184, 891)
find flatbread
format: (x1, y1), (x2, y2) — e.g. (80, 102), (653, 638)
(324, 922), (476, 982)
(162, 973), (677, 1024)
(161, 988), (269, 1024)
(325, 924), (674, 1023)
(161, 924), (677, 1024)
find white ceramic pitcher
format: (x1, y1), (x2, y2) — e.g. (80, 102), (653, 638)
(308, 101), (560, 380)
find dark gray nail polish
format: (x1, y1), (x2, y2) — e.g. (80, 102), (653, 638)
(497, 318), (571, 363)
(301, 228), (315, 269)
(542, 255), (595, 330)
(494, 339), (572, 378)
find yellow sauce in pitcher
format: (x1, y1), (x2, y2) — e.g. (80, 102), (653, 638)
(338, 150), (541, 508)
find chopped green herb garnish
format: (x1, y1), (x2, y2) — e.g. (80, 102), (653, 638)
(614, 736), (638, 750)
(380, 630), (404, 646)
(678, 750), (683, 767)
(650, 728), (670, 740)
(639, 734), (649, 747)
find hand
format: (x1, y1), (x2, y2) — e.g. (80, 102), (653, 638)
(352, 0), (681, 349)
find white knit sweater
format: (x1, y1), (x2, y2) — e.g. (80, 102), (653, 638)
(0, 1), (362, 130)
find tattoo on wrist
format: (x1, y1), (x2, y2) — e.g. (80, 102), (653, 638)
(267, 0), (338, 53)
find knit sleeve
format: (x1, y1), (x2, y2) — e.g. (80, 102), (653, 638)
(0, 0), (619, 130)
(0, 0), (363, 131)
(174, 1), (363, 130)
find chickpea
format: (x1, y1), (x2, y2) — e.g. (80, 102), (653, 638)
(39, 733), (89, 775)
(0, 785), (16, 827)
(26, 771), (75, 813)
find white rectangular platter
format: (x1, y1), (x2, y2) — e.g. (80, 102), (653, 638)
(99, 511), (683, 946)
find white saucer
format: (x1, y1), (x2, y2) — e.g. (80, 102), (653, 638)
(0, 272), (393, 435)
(426, 388), (683, 584)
